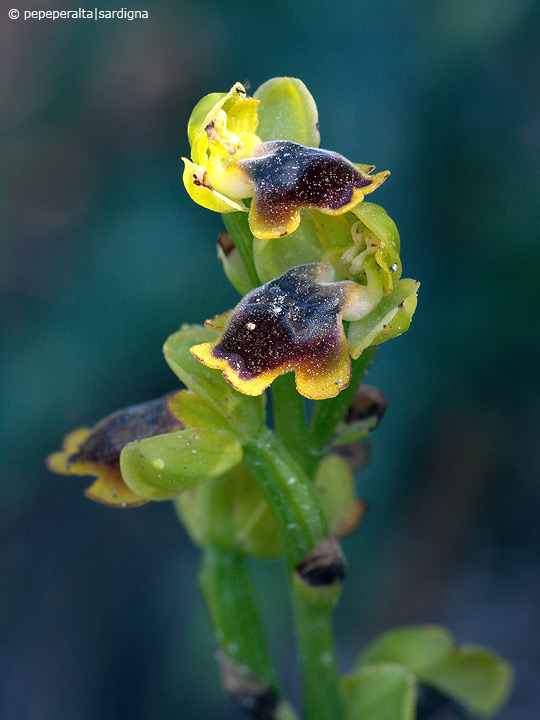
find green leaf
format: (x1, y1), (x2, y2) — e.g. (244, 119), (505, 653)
(347, 278), (419, 359)
(120, 427), (243, 500)
(359, 626), (454, 675)
(419, 646), (513, 717)
(341, 663), (417, 720)
(254, 77), (320, 147)
(163, 324), (265, 438)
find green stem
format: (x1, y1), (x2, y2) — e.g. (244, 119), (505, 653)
(271, 373), (312, 474)
(222, 211), (260, 289)
(289, 571), (342, 720)
(244, 427), (342, 720)
(244, 427), (328, 565)
(308, 346), (378, 451)
(199, 546), (277, 688)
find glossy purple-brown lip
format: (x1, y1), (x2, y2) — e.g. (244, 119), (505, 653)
(73, 394), (183, 467)
(190, 264), (356, 400)
(237, 140), (377, 238)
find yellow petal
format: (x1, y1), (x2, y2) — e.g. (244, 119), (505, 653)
(182, 159), (247, 213)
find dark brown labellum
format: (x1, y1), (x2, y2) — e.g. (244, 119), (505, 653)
(211, 265), (345, 380)
(73, 394), (183, 467)
(238, 140), (373, 232)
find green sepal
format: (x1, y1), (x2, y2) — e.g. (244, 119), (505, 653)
(187, 92), (227, 145)
(351, 203), (402, 293)
(217, 242), (253, 296)
(341, 663), (417, 720)
(163, 324), (265, 439)
(314, 454), (356, 534)
(174, 462), (284, 559)
(419, 646), (513, 717)
(347, 278), (419, 359)
(253, 211), (324, 283)
(167, 389), (229, 431)
(358, 625), (454, 675)
(119, 428), (243, 500)
(310, 209), (357, 250)
(254, 77), (320, 147)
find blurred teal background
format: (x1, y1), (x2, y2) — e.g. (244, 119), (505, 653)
(3, 1), (540, 718)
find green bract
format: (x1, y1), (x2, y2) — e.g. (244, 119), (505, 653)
(314, 454), (358, 535)
(217, 234), (253, 296)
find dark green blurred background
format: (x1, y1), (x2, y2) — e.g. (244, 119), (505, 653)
(3, 1), (540, 718)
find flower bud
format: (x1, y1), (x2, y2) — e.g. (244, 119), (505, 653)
(332, 385), (387, 448)
(216, 232), (253, 296)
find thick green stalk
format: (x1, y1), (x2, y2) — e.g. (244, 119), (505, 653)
(222, 211), (260, 289)
(289, 572), (343, 720)
(308, 346), (378, 451)
(243, 427), (328, 565)
(244, 427), (343, 720)
(271, 373), (312, 473)
(199, 547), (278, 687)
